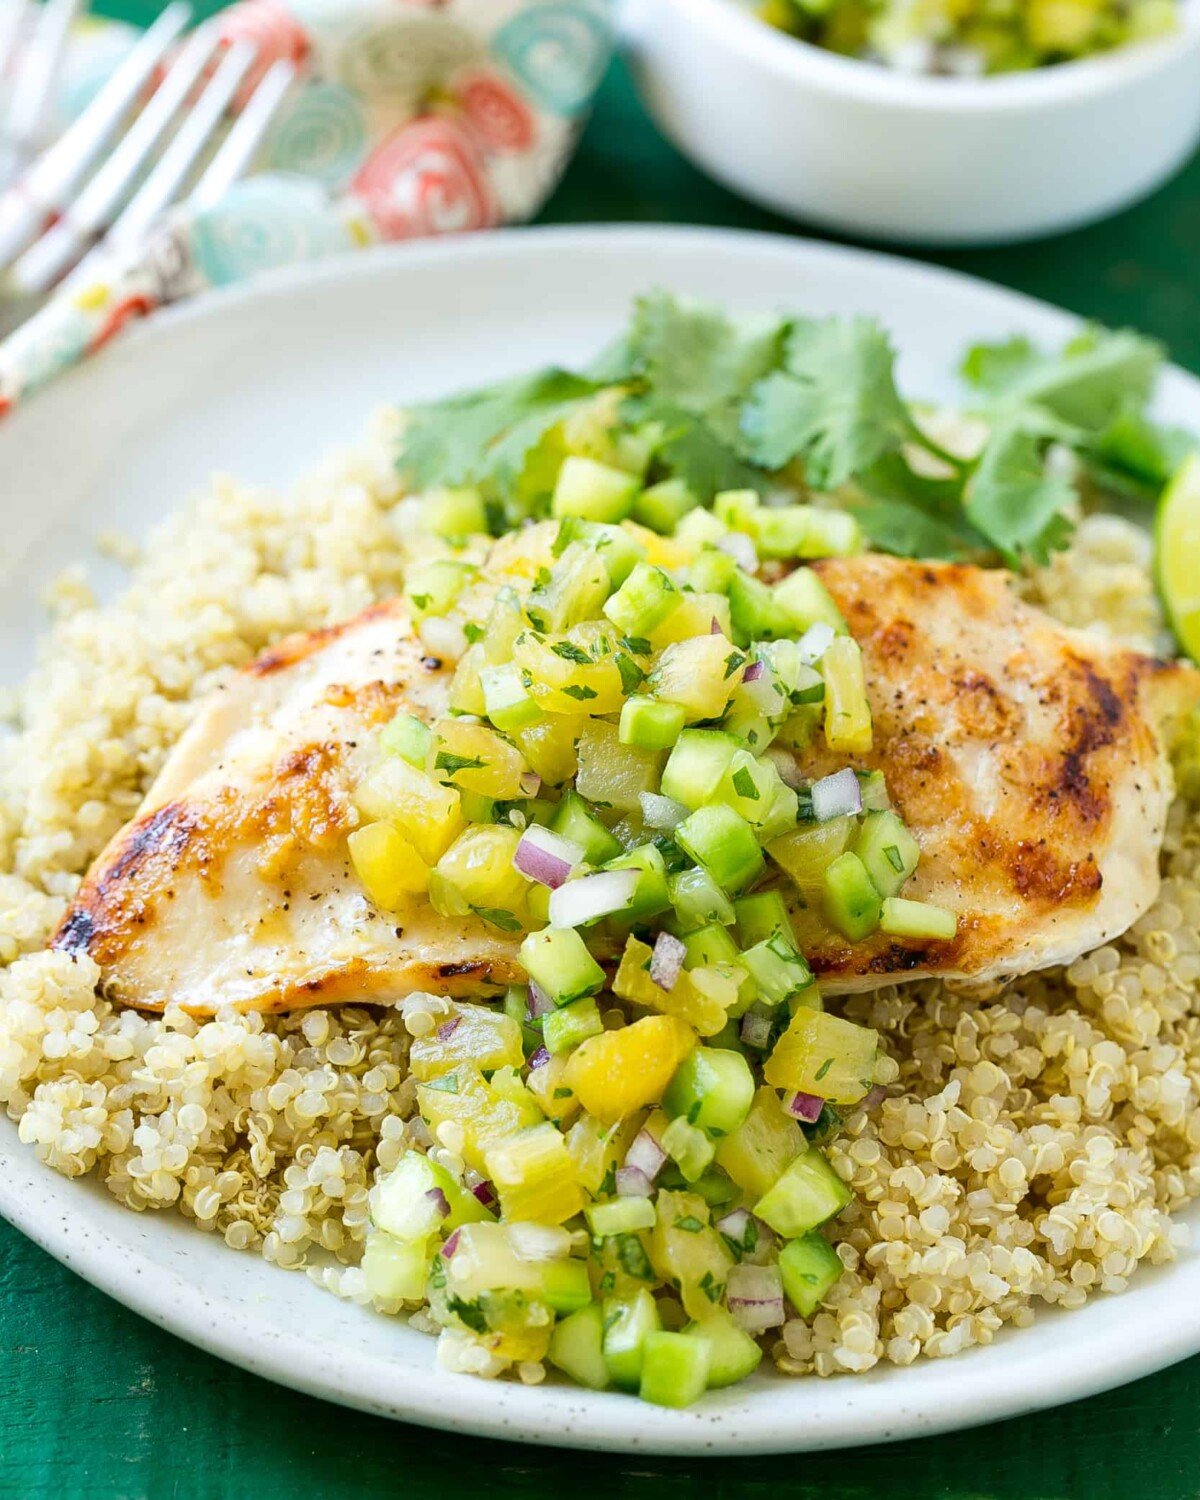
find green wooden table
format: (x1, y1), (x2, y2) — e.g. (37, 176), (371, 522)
(6, 12), (1200, 1497)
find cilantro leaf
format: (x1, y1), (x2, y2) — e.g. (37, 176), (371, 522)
(630, 397), (763, 502)
(1082, 404), (1197, 500)
(851, 452), (983, 560)
(963, 326), (1162, 435)
(397, 367), (600, 494)
(627, 290), (787, 435)
(740, 317), (911, 488)
(965, 420), (1076, 565)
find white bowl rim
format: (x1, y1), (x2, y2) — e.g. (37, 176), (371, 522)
(661, 0), (1200, 110)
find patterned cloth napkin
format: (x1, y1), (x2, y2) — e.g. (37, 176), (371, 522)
(0, 0), (614, 416)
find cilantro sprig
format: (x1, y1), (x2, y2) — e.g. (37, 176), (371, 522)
(395, 291), (1193, 568)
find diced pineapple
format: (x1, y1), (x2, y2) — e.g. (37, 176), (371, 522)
(512, 625), (628, 716)
(441, 1222), (549, 1299)
(564, 1111), (646, 1197)
(362, 1228), (431, 1303)
(649, 633), (742, 723)
(767, 817), (854, 896)
(714, 1086), (803, 1198)
(648, 1190), (735, 1321)
(647, 592), (733, 649)
(574, 720), (663, 814)
(763, 1007), (879, 1106)
(612, 937), (728, 1037)
(429, 825), (532, 929)
(418, 1067), (544, 1175)
(353, 755), (463, 864)
(431, 720), (533, 800)
(822, 636), (873, 755)
(409, 1002), (525, 1082)
(448, 644), (487, 716)
(526, 1053), (581, 1124)
(564, 1015), (697, 1124)
(347, 821), (430, 908)
(512, 715), (583, 785)
(485, 520), (558, 583)
(485, 1123), (585, 1225)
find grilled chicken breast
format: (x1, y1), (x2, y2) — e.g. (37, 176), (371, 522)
(54, 554), (1198, 1013)
(796, 555), (1199, 992)
(54, 601), (524, 1013)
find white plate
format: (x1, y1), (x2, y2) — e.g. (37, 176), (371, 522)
(2, 226), (1199, 1455)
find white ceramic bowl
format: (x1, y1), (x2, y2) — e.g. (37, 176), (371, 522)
(623, 0), (1200, 244)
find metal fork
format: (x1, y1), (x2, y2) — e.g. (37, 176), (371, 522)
(0, 6), (294, 301)
(0, 0), (86, 190)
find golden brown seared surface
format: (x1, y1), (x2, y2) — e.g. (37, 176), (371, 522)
(791, 556), (1200, 991)
(54, 600), (523, 1014)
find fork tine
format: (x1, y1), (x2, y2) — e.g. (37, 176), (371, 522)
(0, 0), (32, 85)
(0, 1), (190, 269)
(10, 24), (222, 294)
(188, 58), (294, 212)
(0, 0), (84, 184)
(102, 39), (256, 257)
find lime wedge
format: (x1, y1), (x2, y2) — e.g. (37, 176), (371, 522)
(1156, 450), (1200, 662)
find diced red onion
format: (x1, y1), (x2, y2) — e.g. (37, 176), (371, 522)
(526, 982), (555, 1020)
(785, 1090), (825, 1123)
(740, 1010), (773, 1050)
(624, 1128), (667, 1183)
(548, 868), (638, 929)
(514, 824), (583, 889)
(714, 1207), (752, 1244)
(862, 1084), (887, 1111)
(425, 1187), (451, 1218)
(510, 1222), (572, 1261)
(710, 616), (723, 634)
(436, 1016), (461, 1042)
(518, 771), (542, 798)
(441, 1228), (461, 1258)
(649, 931), (686, 992)
(614, 1165), (655, 1198)
(528, 1045), (551, 1070)
(727, 1264), (786, 1333)
(717, 531), (758, 574)
(640, 791), (688, 831)
(742, 659), (765, 683)
(811, 766), (862, 822)
(797, 621), (836, 665)
(471, 1179), (496, 1208)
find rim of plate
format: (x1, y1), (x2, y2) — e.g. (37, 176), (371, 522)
(3, 224), (1200, 1456)
(677, 0), (1200, 110)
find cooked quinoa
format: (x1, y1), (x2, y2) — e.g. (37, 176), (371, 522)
(1, 419), (1198, 1382)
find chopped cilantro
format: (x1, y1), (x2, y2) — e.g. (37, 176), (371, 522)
(731, 766), (760, 800)
(436, 752), (487, 777)
(550, 640), (594, 665)
(561, 683), (599, 701)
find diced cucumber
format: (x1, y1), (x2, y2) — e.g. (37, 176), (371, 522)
(675, 507), (727, 549)
(772, 568), (847, 634)
(853, 810), (920, 898)
(753, 1146), (852, 1238)
(633, 477), (700, 533)
(779, 1232), (843, 1318)
(879, 896), (958, 941)
(753, 505), (861, 561)
(822, 851), (882, 941)
(362, 1229), (430, 1303)
(549, 1303), (611, 1390)
(661, 1115), (717, 1181)
(661, 729), (740, 810)
(728, 572), (792, 643)
(459, 791), (497, 825)
(664, 1046), (755, 1138)
(602, 844), (672, 922)
(713, 489), (761, 530)
(603, 1288), (662, 1390)
(689, 546), (737, 595)
(682, 1311), (763, 1388)
(686, 1166), (741, 1211)
(733, 890), (794, 948)
(552, 456), (640, 523)
(555, 518), (646, 586)
(421, 486), (488, 539)
(604, 562), (681, 636)
(758, 781), (801, 841)
(380, 711), (433, 767)
(857, 769), (891, 812)
(404, 559), (475, 620)
(550, 791), (623, 865)
(668, 866), (737, 931)
(480, 663), (540, 733)
(741, 932), (814, 1006)
(586, 1196), (657, 1237)
(639, 1331), (710, 1408)
(716, 749), (780, 827)
(675, 805), (765, 896)
(371, 1150), (492, 1241)
(541, 1257), (594, 1315)
(620, 695), (686, 751)
(543, 996), (605, 1055)
(518, 928), (606, 1005)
